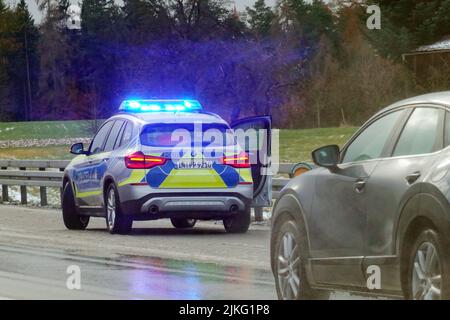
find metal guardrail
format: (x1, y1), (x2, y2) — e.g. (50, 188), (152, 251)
(0, 160), (68, 206)
(0, 160), (297, 207)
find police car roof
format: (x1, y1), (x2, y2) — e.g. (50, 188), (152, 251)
(114, 111), (229, 126)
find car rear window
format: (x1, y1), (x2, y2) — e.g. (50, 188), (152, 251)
(140, 123), (234, 147)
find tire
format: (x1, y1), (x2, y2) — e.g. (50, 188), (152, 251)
(62, 182), (89, 230)
(272, 213), (330, 300)
(223, 207), (251, 234)
(105, 184), (133, 235)
(405, 229), (450, 300)
(171, 218), (197, 229)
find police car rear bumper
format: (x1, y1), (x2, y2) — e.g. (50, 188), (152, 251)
(142, 195), (246, 213)
(121, 192), (252, 220)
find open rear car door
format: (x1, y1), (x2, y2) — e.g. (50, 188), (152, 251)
(231, 116), (272, 207)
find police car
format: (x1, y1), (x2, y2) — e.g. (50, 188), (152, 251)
(62, 100), (272, 234)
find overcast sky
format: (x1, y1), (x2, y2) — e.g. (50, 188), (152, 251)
(5, 0), (278, 24)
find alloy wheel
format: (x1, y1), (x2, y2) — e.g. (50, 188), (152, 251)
(107, 189), (116, 230)
(277, 231), (301, 300)
(412, 241), (442, 300)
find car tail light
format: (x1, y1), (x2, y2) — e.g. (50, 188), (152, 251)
(221, 152), (251, 168)
(125, 151), (167, 169)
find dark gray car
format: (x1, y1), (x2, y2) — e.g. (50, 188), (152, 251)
(271, 92), (450, 300)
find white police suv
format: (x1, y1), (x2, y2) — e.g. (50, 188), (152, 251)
(62, 100), (272, 234)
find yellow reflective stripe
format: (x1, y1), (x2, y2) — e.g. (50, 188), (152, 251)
(74, 183), (102, 198)
(75, 189), (102, 198)
(159, 169), (227, 188)
(239, 168), (253, 182)
(70, 155), (87, 165)
(118, 169), (146, 187)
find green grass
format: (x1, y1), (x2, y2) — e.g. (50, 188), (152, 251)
(0, 120), (95, 140)
(0, 120), (358, 162)
(0, 145), (74, 160)
(278, 127), (357, 162)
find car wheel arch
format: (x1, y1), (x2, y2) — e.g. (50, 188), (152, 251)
(396, 190), (448, 252)
(394, 182), (447, 249)
(103, 175), (118, 203)
(62, 175), (70, 189)
(62, 175), (79, 206)
(395, 189), (449, 294)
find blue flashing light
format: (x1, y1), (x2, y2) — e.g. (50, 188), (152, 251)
(119, 99), (202, 113)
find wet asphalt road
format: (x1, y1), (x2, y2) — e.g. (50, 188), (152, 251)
(0, 205), (381, 300)
(0, 205), (276, 299)
(0, 244), (275, 299)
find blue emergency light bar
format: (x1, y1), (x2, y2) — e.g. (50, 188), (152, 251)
(119, 99), (203, 112)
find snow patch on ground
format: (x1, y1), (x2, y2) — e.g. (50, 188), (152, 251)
(0, 127), (15, 134)
(0, 137), (91, 149)
(0, 185), (61, 207)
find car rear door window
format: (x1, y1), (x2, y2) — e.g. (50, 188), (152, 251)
(104, 120), (124, 152)
(393, 108), (442, 157)
(118, 122), (133, 148)
(89, 121), (114, 155)
(342, 110), (403, 163)
(140, 123), (233, 147)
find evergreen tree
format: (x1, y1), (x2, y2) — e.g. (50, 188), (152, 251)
(0, 0), (18, 120)
(81, 0), (124, 119)
(367, 0), (450, 58)
(36, 0), (73, 119)
(122, 0), (171, 44)
(246, 0), (275, 37)
(11, 0), (39, 120)
(274, 0), (339, 59)
(168, 0), (232, 40)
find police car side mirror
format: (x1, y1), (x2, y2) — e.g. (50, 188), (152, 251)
(70, 143), (88, 155)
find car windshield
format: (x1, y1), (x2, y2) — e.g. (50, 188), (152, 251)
(140, 123), (235, 147)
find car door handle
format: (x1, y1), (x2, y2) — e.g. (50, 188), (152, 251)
(353, 180), (366, 193)
(405, 172), (421, 184)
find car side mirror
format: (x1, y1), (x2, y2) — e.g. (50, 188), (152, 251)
(70, 143), (88, 155)
(312, 145), (340, 169)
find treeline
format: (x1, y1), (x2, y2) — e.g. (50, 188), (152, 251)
(0, 0), (449, 127)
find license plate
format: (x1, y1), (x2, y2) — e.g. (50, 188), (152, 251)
(174, 160), (213, 169)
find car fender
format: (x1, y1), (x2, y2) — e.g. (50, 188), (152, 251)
(395, 182), (450, 256)
(101, 173), (119, 202)
(271, 189), (312, 269)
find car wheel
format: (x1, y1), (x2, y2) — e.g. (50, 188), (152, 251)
(273, 214), (330, 300)
(105, 184), (133, 235)
(223, 207), (251, 234)
(406, 229), (450, 300)
(171, 218), (197, 229)
(62, 182), (89, 230)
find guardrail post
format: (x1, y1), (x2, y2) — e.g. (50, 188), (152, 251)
(254, 207), (264, 222)
(1, 166), (7, 203)
(20, 167), (27, 205)
(39, 168), (48, 206)
(60, 167), (64, 204)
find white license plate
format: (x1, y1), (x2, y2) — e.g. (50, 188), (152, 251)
(174, 160), (213, 169)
